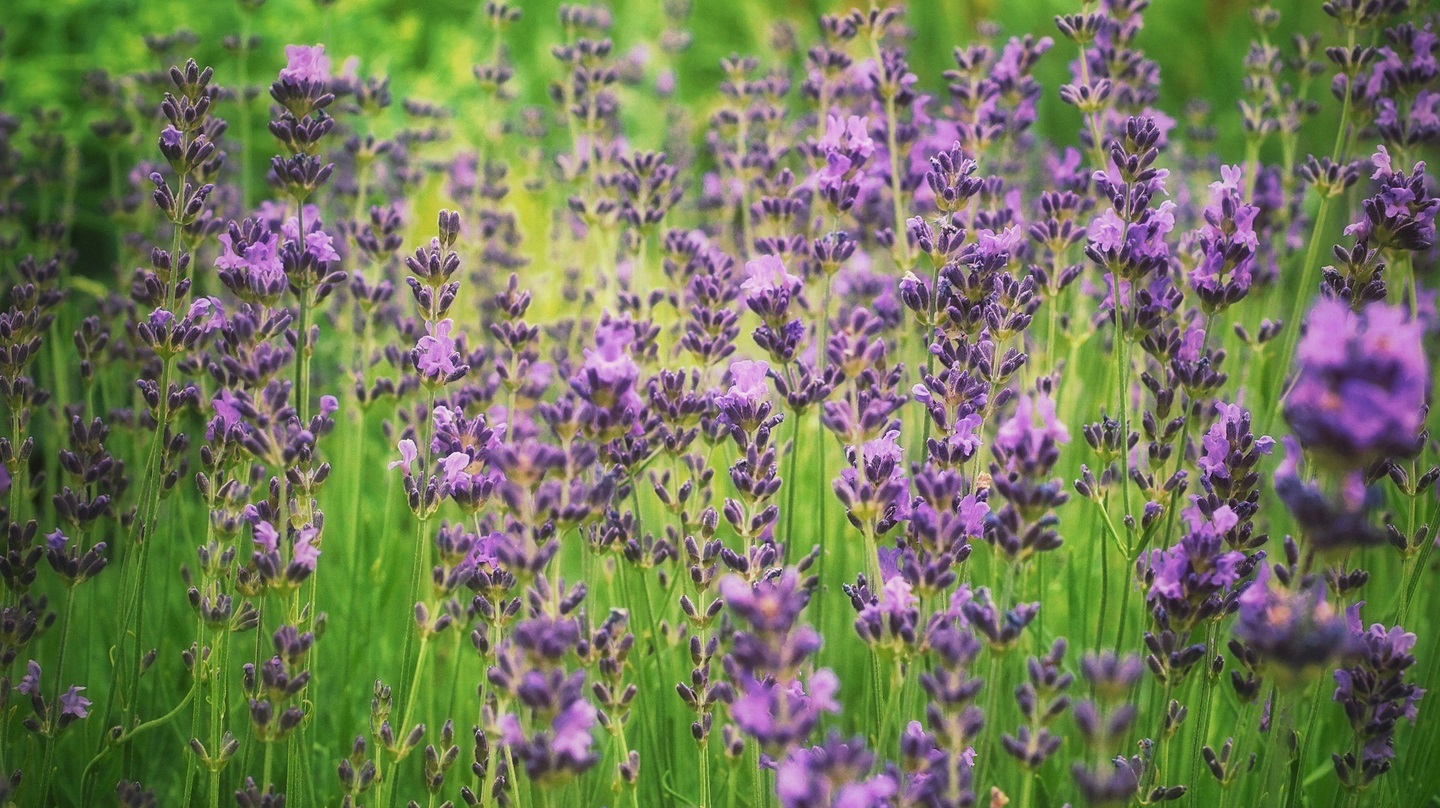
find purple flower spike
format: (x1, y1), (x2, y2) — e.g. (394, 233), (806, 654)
(741, 255), (805, 327)
(1234, 562), (1360, 680)
(774, 733), (897, 808)
(717, 358), (773, 432)
(1274, 436), (1386, 552)
(413, 319), (469, 386)
(1286, 299), (1427, 464)
(1346, 146), (1438, 252)
(1187, 164), (1260, 312)
(1332, 604), (1426, 790)
(730, 670), (840, 749)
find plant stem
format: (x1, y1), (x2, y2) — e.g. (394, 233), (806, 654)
(40, 587), (77, 803)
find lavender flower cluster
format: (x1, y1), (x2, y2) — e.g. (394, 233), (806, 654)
(0, 1), (1437, 807)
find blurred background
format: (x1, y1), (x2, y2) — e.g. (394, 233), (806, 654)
(0, 0), (1342, 274)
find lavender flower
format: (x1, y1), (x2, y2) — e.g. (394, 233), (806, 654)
(412, 319), (467, 386)
(729, 670), (841, 749)
(1187, 164), (1260, 312)
(1346, 146), (1438, 253)
(774, 733), (897, 808)
(1331, 606), (1425, 791)
(1233, 562), (1359, 682)
(1285, 298), (1427, 464)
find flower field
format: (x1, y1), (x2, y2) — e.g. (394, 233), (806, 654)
(0, 0), (1437, 806)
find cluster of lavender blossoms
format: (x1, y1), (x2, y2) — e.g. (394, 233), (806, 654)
(0, 0), (1437, 807)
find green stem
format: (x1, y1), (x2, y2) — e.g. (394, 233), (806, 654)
(238, 11), (253, 209)
(1097, 506), (1111, 649)
(698, 737), (711, 808)
(40, 587), (78, 803)
(81, 678), (198, 793)
(749, 742), (766, 808)
(1398, 531), (1434, 626)
(782, 406), (801, 565)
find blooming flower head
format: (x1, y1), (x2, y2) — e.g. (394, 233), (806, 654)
(1235, 562), (1360, 681)
(571, 319), (644, 439)
(388, 439), (419, 476)
(741, 255), (804, 322)
(993, 392), (1069, 476)
(854, 574), (921, 654)
(579, 320), (641, 393)
(499, 693), (600, 782)
(1187, 164), (1260, 310)
(835, 430), (911, 530)
(1286, 299), (1427, 464)
(279, 44), (332, 85)
(1345, 146), (1438, 252)
(720, 570), (810, 637)
(292, 526), (321, 573)
(413, 319), (467, 385)
(18, 660), (41, 697)
(1197, 401), (1274, 484)
(725, 359), (771, 404)
(730, 670), (841, 749)
(252, 519), (280, 555)
(717, 358), (772, 432)
(1143, 503), (1245, 629)
(1331, 604), (1426, 788)
(303, 228), (341, 264)
(775, 733), (898, 808)
(1273, 436), (1386, 553)
(59, 686), (91, 720)
(216, 229), (287, 303)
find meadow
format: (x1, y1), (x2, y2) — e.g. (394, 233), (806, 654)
(0, 0), (1437, 806)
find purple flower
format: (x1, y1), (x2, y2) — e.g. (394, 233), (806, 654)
(775, 734), (898, 808)
(812, 114), (877, 212)
(720, 570), (809, 636)
(252, 519), (280, 555)
(413, 319), (467, 384)
(59, 686), (91, 720)
(292, 526), (320, 572)
(834, 430), (911, 533)
(717, 359), (773, 432)
(741, 256), (804, 324)
(1198, 401), (1274, 482)
(551, 698), (599, 761)
(1187, 164), (1260, 311)
(389, 438), (418, 475)
(724, 359), (771, 405)
(18, 660), (41, 697)
(499, 696), (600, 780)
(1345, 147), (1438, 252)
(304, 229), (341, 263)
(1142, 503), (1245, 629)
(730, 670), (841, 749)
(579, 320), (641, 394)
(279, 44), (332, 85)
(571, 319), (644, 439)
(994, 392), (1069, 473)
(1235, 562), (1359, 679)
(216, 228), (287, 303)
(854, 575), (921, 653)
(1274, 436), (1386, 552)
(1331, 604), (1426, 789)
(1286, 299), (1427, 463)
